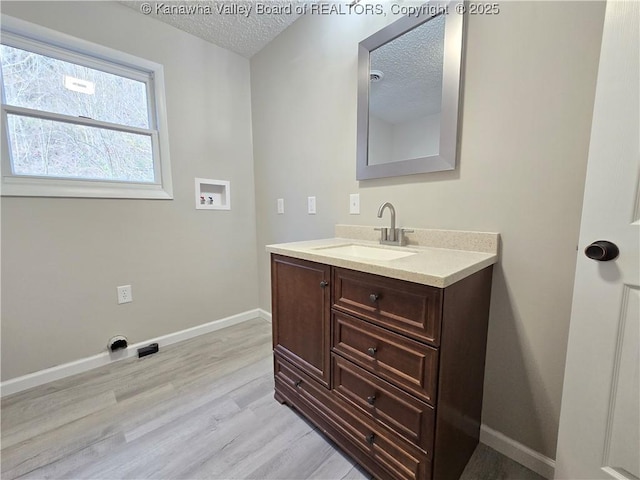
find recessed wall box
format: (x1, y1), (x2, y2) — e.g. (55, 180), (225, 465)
(195, 178), (230, 210)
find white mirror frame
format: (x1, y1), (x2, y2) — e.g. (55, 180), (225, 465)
(356, 2), (465, 180)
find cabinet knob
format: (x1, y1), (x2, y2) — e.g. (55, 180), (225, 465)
(585, 240), (619, 261)
(367, 347), (377, 357)
(369, 293), (379, 303)
(366, 433), (376, 445)
(320, 281), (329, 288)
(367, 395), (376, 406)
(295, 380), (302, 388)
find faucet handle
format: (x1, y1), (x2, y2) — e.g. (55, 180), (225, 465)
(374, 227), (388, 242)
(398, 228), (414, 246)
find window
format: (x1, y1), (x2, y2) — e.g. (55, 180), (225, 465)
(0, 16), (173, 199)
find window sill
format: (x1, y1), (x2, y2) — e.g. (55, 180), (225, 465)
(1, 176), (173, 200)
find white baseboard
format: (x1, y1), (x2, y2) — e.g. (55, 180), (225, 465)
(1, 309), (271, 397)
(258, 308), (272, 323)
(480, 424), (556, 479)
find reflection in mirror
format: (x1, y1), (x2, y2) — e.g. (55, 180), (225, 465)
(368, 15), (445, 165)
(357, 4), (464, 180)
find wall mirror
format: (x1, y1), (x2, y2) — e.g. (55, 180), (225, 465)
(356, 2), (465, 180)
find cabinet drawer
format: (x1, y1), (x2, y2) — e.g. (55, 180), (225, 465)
(333, 311), (439, 404)
(275, 354), (431, 480)
(332, 354), (435, 456)
(333, 268), (442, 346)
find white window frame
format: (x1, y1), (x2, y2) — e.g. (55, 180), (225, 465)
(0, 16), (173, 199)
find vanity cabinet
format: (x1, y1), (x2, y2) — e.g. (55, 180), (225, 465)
(271, 253), (494, 480)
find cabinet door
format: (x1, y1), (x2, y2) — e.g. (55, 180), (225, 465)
(271, 254), (331, 387)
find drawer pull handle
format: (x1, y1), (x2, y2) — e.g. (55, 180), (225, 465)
(367, 395), (376, 405)
(369, 293), (379, 303)
(295, 380), (302, 388)
(320, 281), (329, 288)
(367, 347), (377, 357)
(366, 433), (376, 445)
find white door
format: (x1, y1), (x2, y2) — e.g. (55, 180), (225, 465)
(555, 1), (639, 479)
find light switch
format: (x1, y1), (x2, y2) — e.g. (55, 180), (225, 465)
(308, 196), (316, 215)
(349, 194), (360, 215)
(277, 198), (284, 214)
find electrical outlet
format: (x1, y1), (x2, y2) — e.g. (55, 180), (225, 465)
(308, 196), (316, 215)
(117, 285), (132, 304)
(349, 193), (360, 214)
(277, 198), (284, 214)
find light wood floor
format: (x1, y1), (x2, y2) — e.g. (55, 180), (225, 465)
(1, 318), (545, 480)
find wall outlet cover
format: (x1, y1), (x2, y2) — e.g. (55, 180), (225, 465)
(117, 285), (132, 304)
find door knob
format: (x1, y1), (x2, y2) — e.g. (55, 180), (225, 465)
(585, 241), (619, 261)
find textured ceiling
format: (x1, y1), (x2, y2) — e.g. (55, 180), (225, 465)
(120, 1), (445, 120)
(369, 14), (445, 124)
(120, 1), (304, 58)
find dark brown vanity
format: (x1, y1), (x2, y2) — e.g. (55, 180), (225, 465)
(270, 244), (495, 480)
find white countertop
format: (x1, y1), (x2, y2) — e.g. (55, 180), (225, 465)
(266, 226), (500, 288)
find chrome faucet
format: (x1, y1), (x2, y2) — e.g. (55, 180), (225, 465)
(376, 202), (412, 246)
(377, 202), (397, 242)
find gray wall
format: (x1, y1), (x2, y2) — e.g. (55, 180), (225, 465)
(251, 2), (605, 459)
(1, 2), (259, 380)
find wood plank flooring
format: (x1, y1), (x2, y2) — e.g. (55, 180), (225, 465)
(1, 318), (545, 480)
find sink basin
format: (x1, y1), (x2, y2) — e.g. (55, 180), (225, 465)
(314, 244), (417, 261)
